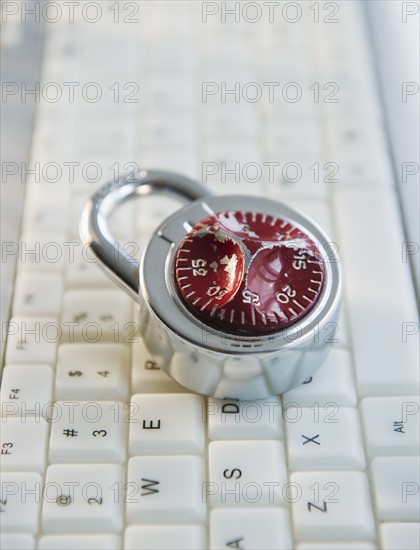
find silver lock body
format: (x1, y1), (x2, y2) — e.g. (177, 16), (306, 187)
(80, 170), (341, 400)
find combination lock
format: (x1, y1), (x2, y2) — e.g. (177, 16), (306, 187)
(80, 170), (341, 400)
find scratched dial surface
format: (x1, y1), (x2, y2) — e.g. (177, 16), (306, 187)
(173, 211), (325, 335)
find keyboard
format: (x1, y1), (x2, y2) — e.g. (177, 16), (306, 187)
(1, 2), (419, 549)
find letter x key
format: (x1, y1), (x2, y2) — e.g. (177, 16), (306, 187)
(302, 434), (320, 445)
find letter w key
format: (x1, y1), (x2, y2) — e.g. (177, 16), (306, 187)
(141, 478), (159, 496)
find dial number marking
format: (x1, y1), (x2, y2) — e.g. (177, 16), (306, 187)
(191, 258), (207, 277)
(242, 289), (261, 306)
(174, 210), (325, 335)
(276, 284), (297, 304)
(292, 253), (307, 270)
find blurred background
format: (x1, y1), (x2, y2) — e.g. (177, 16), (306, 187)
(1, 0), (419, 333)
(1, 2), (419, 549)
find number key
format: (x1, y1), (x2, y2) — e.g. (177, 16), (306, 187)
(55, 344), (129, 400)
(42, 464), (124, 533)
(48, 401), (127, 463)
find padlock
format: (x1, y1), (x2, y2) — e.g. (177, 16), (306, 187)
(80, 169), (341, 400)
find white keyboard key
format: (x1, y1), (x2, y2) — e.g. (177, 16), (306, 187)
(126, 456), (206, 524)
(202, 40), (256, 74)
(283, 349), (357, 407)
(361, 396), (420, 458)
(31, 114), (74, 158)
(140, 112), (198, 147)
(380, 523), (420, 550)
(64, 241), (114, 289)
(4, 317), (58, 365)
(0, 365), (53, 418)
(138, 145), (198, 183)
(142, 75), (197, 110)
(131, 341), (185, 393)
(22, 196), (69, 233)
(202, 58), (254, 81)
(0, 534), (35, 550)
(291, 471), (375, 541)
(144, 51), (197, 77)
(207, 397), (283, 440)
(61, 289), (133, 342)
(202, 105), (260, 140)
(38, 534), (121, 550)
(297, 543), (377, 550)
(265, 118), (323, 161)
(55, 344), (129, 400)
(124, 525), (206, 550)
(325, 117), (394, 188)
(333, 189), (420, 396)
(285, 406), (366, 470)
(129, 394), (205, 455)
(77, 124), (135, 157)
(265, 157), (330, 200)
(42, 464), (124, 532)
(49, 401), (127, 463)
(24, 176), (72, 205)
(0, 417), (49, 472)
(208, 440), (287, 507)
(134, 195), (181, 238)
(201, 140), (263, 195)
(370, 457), (420, 521)
(12, 273), (63, 317)
(316, 24), (378, 93)
(17, 232), (67, 273)
(321, 64), (382, 118)
(210, 507), (292, 550)
(0, 472), (42, 533)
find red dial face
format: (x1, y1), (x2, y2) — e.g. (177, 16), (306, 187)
(174, 210), (324, 336)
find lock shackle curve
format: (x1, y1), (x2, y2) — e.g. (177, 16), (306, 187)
(79, 169), (210, 300)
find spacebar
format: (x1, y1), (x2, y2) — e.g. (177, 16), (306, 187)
(333, 188), (419, 397)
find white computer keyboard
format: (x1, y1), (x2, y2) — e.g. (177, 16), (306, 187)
(1, 2), (419, 549)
